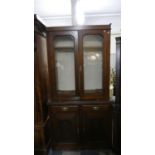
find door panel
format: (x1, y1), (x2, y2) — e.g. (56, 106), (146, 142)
(81, 105), (112, 147)
(50, 106), (79, 146)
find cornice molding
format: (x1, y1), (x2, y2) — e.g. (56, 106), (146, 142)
(40, 12), (121, 21)
(36, 13), (121, 34)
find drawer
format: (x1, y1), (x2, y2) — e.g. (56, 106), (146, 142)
(50, 105), (79, 113)
(81, 104), (111, 112)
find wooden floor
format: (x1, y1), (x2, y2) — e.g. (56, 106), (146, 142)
(48, 149), (116, 155)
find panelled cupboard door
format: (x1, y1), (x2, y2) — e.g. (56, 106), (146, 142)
(81, 105), (112, 147)
(50, 106), (79, 147)
(79, 30), (110, 100)
(47, 31), (79, 100)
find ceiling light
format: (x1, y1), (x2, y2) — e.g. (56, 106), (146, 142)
(75, 0), (85, 25)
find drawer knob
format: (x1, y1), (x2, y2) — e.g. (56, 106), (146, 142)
(93, 106), (99, 110)
(62, 107), (68, 111)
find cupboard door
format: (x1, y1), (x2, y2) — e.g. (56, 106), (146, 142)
(79, 30), (110, 100)
(81, 105), (112, 148)
(48, 31), (79, 99)
(50, 106), (79, 148)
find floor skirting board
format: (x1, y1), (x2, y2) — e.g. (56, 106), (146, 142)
(48, 149), (116, 155)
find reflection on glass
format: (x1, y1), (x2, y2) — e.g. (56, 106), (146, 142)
(83, 35), (103, 91)
(54, 36), (75, 91)
(110, 53), (116, 99)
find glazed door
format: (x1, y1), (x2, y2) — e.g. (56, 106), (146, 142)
(79, 30), (110, 100)
(48, 31), (79, 100)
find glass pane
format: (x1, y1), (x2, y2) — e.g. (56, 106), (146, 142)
(83, 35), (103, 91)
(54, 36), (75, 91)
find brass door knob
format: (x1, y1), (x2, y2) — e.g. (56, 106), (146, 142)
(93, 106), (99, 110)
(62, 107), (68, 111)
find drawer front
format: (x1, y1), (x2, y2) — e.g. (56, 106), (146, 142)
(81, 104), (111, 112)
(50, 105), (79, 113)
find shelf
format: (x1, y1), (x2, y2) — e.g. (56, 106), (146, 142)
(83, 47), (102, 51)
(55, 47), (74, 52)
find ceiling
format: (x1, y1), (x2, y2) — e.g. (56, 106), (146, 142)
(34, 0), (121, 18)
